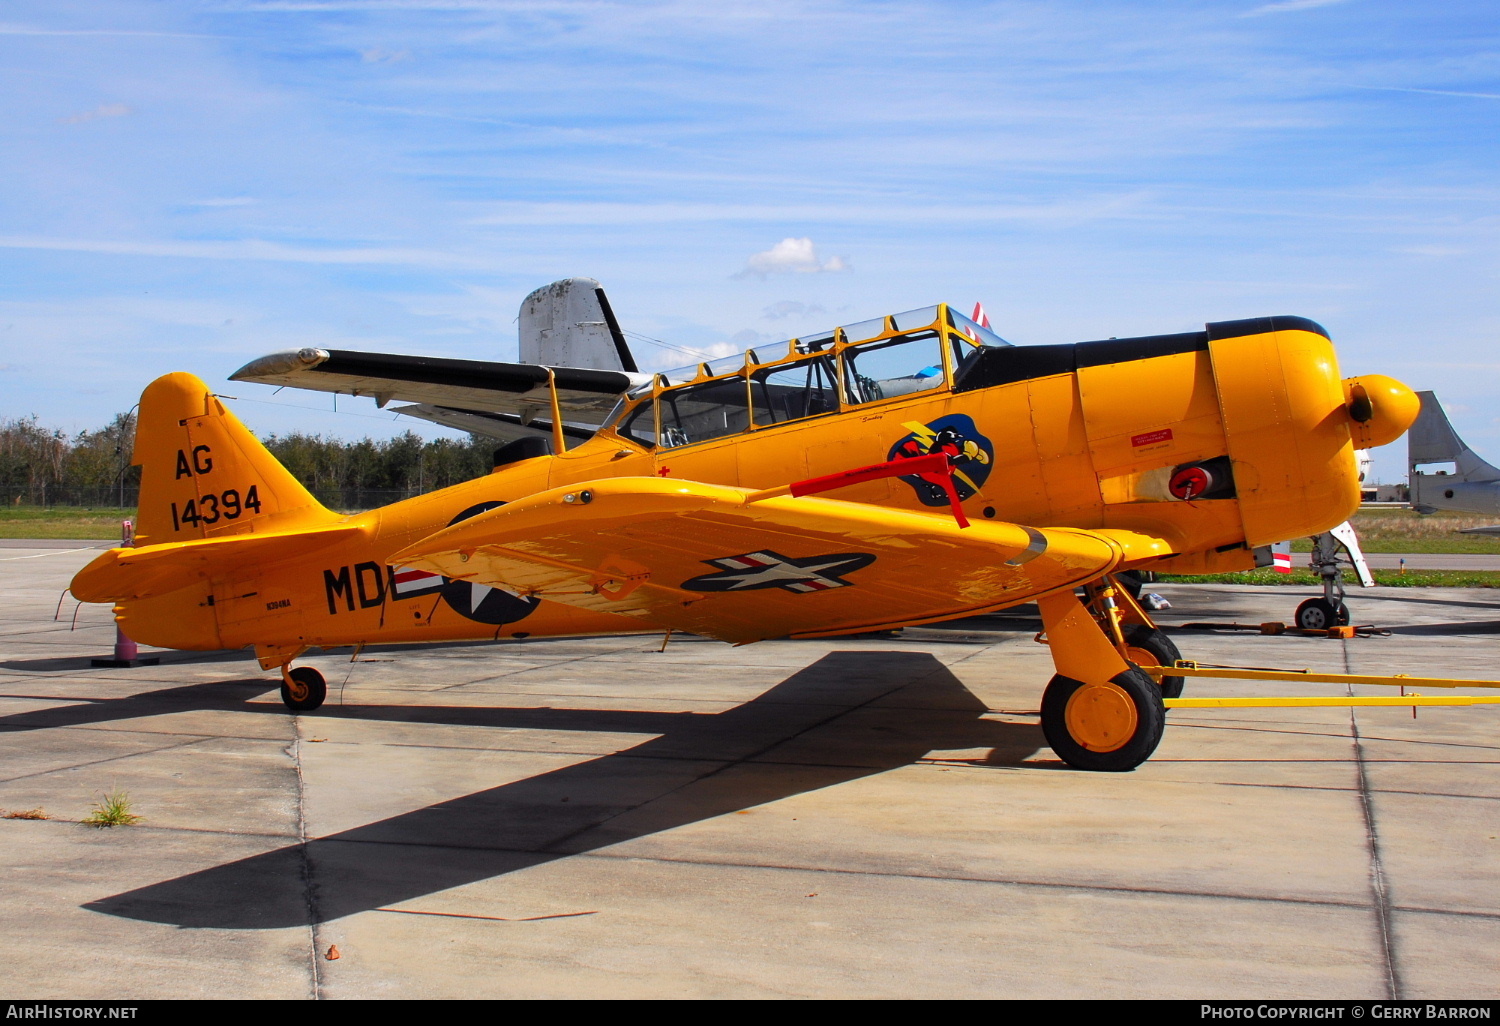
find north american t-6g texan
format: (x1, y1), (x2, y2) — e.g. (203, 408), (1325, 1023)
(70, 278), (1419, 771)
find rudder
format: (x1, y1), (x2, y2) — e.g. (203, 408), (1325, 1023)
(132, 372), (335, 546)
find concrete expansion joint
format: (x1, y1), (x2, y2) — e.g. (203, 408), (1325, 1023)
(286, 723), (326, 1000)
(563, 848), (1407, 914)
(1345, 639), (1403, 1001)
(0, 735), (208, 785)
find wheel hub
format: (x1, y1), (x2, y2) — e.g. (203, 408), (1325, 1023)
(1063, 682), (1138, 753)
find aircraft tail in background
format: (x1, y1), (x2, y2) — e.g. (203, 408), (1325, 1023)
(518, 277), (638, 372)
(1408, 390), (1500, 516)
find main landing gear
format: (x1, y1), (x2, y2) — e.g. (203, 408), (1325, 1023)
(1036, 575), (1183, 771)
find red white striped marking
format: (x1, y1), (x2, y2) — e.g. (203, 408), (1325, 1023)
(393, 566), (444, 595)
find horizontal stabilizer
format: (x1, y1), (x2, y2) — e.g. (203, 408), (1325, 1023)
(72, 523), (365, 603)
(390, 476), (1138, 644)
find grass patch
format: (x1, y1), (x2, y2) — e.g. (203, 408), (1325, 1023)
(1159, 568), (1500, 588)
(82, 789), (141, 828)
(1291, 508), (1500, 554)
(0, 506), (135, 540)
(2, 808), (50, 820)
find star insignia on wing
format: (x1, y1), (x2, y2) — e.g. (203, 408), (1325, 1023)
(681, 550), (876, 594)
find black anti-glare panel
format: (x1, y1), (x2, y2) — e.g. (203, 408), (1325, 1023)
(1075, 331), (1208, 368)
(952, 344), (1076, 392)
(953, 315), (1325, 395)
(1205, 315), (1329, 341)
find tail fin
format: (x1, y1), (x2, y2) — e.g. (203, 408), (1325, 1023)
(518, 277), (638, 371)
(132, 372), (337, 546)
(1408, 390), (1500, 483)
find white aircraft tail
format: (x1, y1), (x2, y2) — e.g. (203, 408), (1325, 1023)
(1408, 391), (1500, 516)
(1409, 391), (1500, 482)
(518, 278), (638, 372)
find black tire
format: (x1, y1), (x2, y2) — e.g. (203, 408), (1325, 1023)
(1040, 668), (1166, 772)
(280, 666), (326, 712)
(1295, 598), (1350, 631)
(1122, 624), (1185, 700)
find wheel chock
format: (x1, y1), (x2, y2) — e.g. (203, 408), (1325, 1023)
(1326, 625), (1357, 639)
(1259, 622), (1286, 635)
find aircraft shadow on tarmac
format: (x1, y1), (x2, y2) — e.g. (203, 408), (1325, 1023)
(43, 650), (1042, 930)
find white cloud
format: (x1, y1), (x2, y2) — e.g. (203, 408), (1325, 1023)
(58, 103), (131, 125)
(762, 300), (825, 320)
(1241, 0), (1352, 17)
(0, 235), (485, 269)
(1360, 87), (1500, 102)
(735, 238), (849, 280)
(360, 47), (411, 63)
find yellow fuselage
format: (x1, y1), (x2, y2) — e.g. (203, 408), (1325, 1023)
(112, 312), (1410, 665)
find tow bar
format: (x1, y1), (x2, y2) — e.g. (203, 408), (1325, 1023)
(1140, 661), (1500, 709)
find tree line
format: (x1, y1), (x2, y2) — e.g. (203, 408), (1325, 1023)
(0, 413), (495, 510)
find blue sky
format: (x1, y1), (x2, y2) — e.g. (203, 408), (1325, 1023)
(2, 0), (1497, 483)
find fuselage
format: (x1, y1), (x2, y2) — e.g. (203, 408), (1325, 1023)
(115, 307), (1391, 660)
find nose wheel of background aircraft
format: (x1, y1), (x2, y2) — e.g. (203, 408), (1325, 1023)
(279, 666), (327, 712)
(1295, 597), (1351, 631)
(1040, 668), (1166, 772)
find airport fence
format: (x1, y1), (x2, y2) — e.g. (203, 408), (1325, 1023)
(0, 485), (438, 513)
(1, 485), (141, 509)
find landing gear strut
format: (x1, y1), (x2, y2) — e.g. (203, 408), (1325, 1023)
(1036, 579), (1173, 771)
(280, 665), (327, 712)
(1287, 521), (1370, 630)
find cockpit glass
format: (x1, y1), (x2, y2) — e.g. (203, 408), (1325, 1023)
(840, 317), (886, 343)
(751, 354), (841, 425)
(793, 332), (836, 355)
(946, 309), (1011, 378)
(618, 398), (656, 448)
(947, 308), (1011, 349)
(842, 330), (945, 405)
(892, 306), (940, 332)
(657, 378), (752, 449)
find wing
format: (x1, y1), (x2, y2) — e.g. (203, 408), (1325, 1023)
(390, 477), (1171, 644)
(229, 348), (650, 429)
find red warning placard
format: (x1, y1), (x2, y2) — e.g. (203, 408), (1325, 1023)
(1131, 428), (1173, 448)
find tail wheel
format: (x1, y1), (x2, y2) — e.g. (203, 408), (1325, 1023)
(1295, 597), (1350, 631)
(280, 666), (327, 712)
(1122, 624), (1185, 700)
(1041, 668), (1166, 772)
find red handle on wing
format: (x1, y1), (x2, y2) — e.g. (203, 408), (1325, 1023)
(787, 452), (971, 528)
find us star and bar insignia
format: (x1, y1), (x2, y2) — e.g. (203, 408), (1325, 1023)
(681, 551), (876, 594)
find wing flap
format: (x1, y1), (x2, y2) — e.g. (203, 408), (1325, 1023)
(390, 477), (1129, 644)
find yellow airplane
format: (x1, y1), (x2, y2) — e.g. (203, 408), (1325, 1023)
(69, 305), (1418, 771)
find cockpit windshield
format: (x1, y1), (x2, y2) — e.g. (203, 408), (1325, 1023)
(947, 308), (1011, 349)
